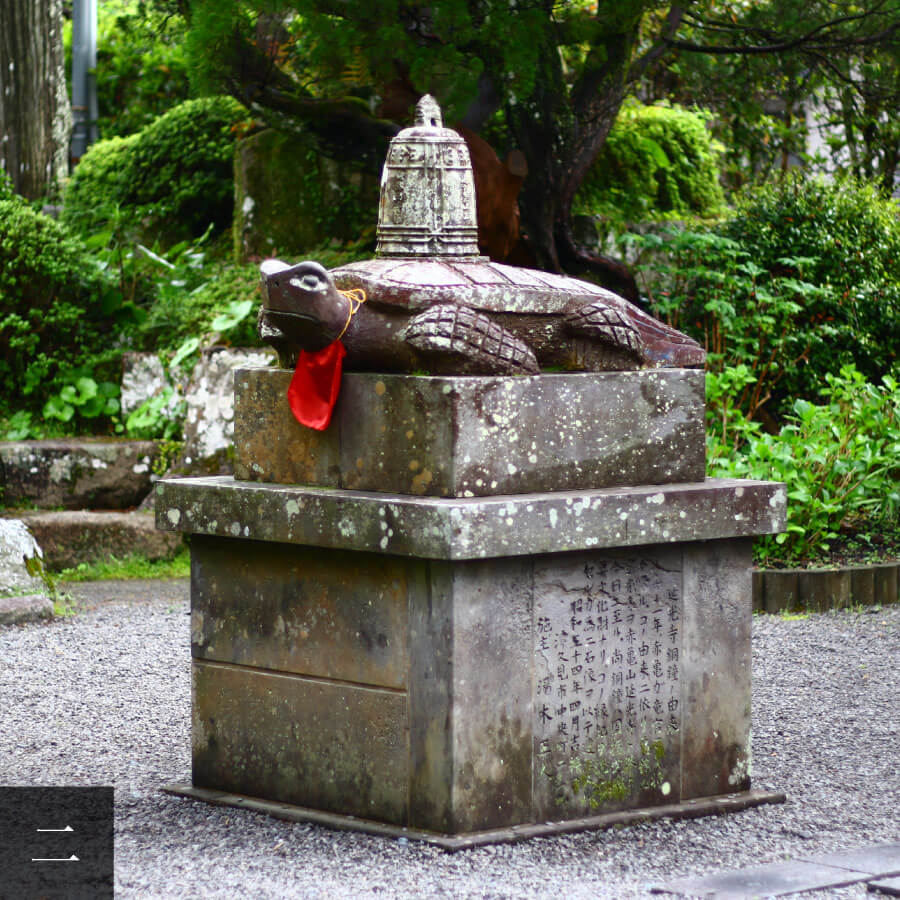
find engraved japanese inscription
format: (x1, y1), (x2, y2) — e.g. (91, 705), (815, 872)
(533, 550), (684, 817)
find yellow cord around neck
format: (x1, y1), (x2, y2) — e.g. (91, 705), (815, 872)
(336, 288), (367, 341)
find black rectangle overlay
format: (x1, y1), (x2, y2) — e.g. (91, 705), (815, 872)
(0, 786), (113, 900)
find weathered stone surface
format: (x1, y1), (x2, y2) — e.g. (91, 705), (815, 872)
(804, 842), (900, 876)
(850, 566), (876, 606)
(185, 533), (760, 834)
(532, 549), (683, 820)
(0, 519), (53, 624)
(190, 536), (410, 689)
(156, 476), (787, 560)
(0, 439), (159, 510)
(234, 368), (706, 495)
(751, 568), (764, 612)
(681, 539), (753, 799)
(874, 563), (899, 606)
(799, 567), (851, 609)
(191, 661), (408, 823)
(176, 348), (275, 476)
(755, 563), (900, 612)
(0, 592), (53, 626)
(764, 570), (799, 613)
(447, 557), (533, 831)
(15, 510), (182, 571)
(120, 352), (173, 417)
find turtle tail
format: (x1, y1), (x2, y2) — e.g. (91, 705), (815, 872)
(402, 304), (539, 376)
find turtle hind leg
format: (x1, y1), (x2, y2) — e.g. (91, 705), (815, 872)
(564, 301), (643, 358)
(402, 305), (539, 376)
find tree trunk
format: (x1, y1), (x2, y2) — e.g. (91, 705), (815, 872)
(0, 0), (71, 199)
(505, 18), (640, 295)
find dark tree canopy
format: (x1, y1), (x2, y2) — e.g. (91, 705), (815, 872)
(175, 0), (900, 287)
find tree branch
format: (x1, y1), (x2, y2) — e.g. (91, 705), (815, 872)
(628, 5), (689, 83)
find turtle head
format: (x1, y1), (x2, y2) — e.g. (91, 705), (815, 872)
(260, 259), (350, 352)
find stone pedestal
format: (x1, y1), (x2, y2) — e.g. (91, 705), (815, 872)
(156, 372), (786, 845)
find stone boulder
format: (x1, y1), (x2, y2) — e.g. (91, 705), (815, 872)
(120, 352), (181, 417)
(0, 519), (53, 625)
(0, 439), (160, 510)
(174, 347), (275, 476)
(233, 128), (379, 261)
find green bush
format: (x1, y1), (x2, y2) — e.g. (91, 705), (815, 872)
(0, 198), (134, 420)
(121, 96), (249, 243)
(629, 174), (900, 424)
(575, 101), (725, 224)
(709, 365), (900, 564)
(61, 134), (139, 235)
(721, 176), (900, 400)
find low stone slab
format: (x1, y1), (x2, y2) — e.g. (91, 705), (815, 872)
(0, 519), (53, 625)
(163, 784), (784, 851)
(804, 843), (900, 876)
(233, 368), (706, 496)
(156, 476), (786, 560)
(14, 510), (183, 571)
(653, 859), (871, 898)
(870, 876), (900, 896)
(0, 593), (53, 626)
(0, 439), (159, 510)
(654, 843), (900, 898)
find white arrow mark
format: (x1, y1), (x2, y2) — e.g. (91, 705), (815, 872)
(32, 855), (79, 862)
(36, 825), (74, 832)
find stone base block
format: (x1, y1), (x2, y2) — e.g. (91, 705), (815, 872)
(233, 368), (706, 496)
(184, 531), (759, 835)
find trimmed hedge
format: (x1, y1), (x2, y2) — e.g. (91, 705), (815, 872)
(61, 133), (139, 235)
(121, 95), (248, 242)
(62, 96), (248, 245)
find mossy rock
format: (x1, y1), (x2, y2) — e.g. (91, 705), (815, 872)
(234, 128), (379, 261)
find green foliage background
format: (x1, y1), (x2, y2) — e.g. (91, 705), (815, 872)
(576, 101), (725, 223)
(0, 198), (135, 419)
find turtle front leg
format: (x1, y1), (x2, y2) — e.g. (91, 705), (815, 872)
(402, 304), (539, 375)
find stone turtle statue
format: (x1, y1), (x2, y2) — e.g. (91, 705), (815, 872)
(258, 94), (704, 377)
(259, 256), (704, 375)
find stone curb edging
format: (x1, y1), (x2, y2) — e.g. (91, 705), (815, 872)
(752, 562), (899, 613)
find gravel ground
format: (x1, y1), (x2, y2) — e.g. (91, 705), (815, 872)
(0, 579), (897, 899)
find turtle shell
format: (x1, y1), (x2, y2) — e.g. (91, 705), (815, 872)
(331, 257), (625, 315)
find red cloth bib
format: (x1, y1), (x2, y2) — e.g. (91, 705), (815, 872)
(287, 340), (346, 430)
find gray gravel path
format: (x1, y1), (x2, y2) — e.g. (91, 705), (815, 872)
(0, 579), (897, 899)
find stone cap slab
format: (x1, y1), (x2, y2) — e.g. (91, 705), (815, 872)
(156, 476), (786, 560)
